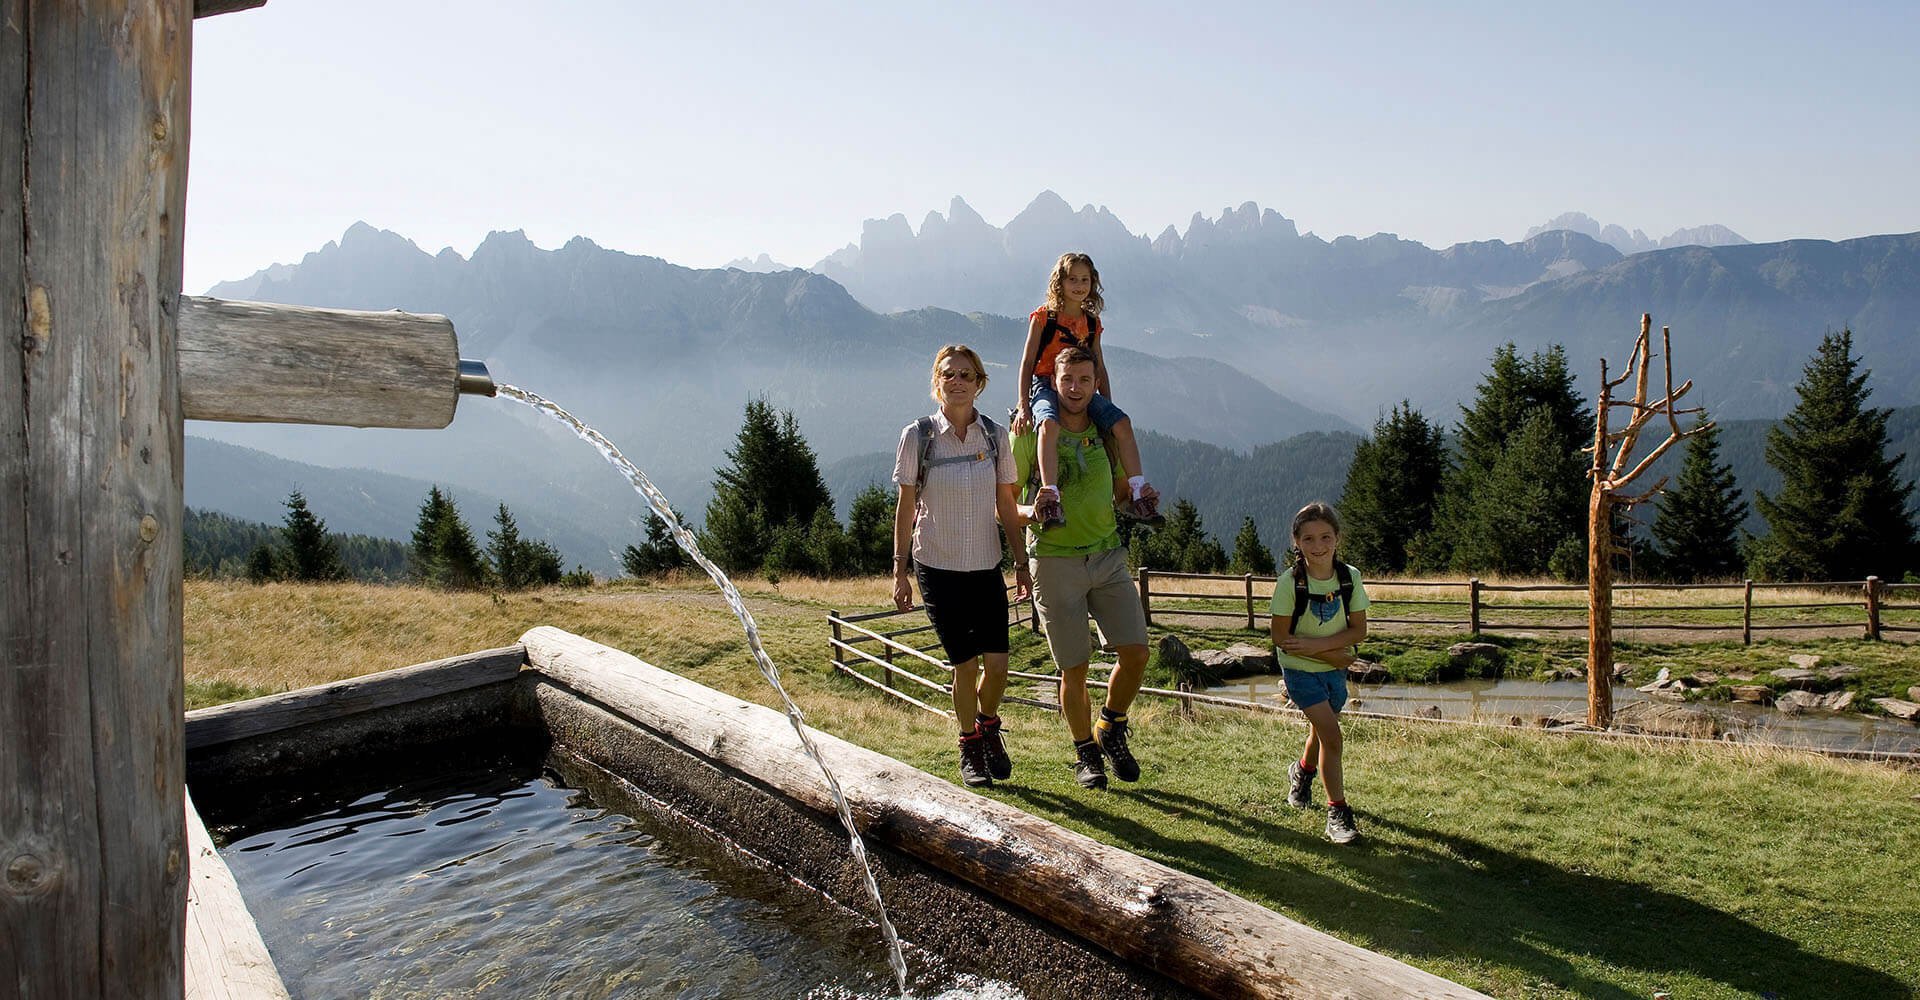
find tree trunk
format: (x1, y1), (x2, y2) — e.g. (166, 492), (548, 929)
(3, 2), (193, 995)
(1587, 484), (1614, 728)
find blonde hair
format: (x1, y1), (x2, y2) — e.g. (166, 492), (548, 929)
(929, 344), (988, 403)
(1043, 252), (1104, 316)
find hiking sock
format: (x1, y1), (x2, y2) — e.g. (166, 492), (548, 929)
(1128, 475), (1146, 499)
(1298, 758), (1316, 774)
(1328, 798), (1346, 809)
(975, 713), (999, 729)
(1098, 706), (1126, 728)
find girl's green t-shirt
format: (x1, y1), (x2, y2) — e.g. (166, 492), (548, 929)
(1269, 563), (1370, 673)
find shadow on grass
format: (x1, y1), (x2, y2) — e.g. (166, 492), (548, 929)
(1000, 784), (1905, 999)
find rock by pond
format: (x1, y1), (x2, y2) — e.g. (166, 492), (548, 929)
(1777, 690), (1856, 714)
(1871, 698), (1920, 722)
(1614, 701), (1722, 739)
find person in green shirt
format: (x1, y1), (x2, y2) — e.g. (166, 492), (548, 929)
(1268, 502), (1370, 844)
(1013, 348), (1160, 790)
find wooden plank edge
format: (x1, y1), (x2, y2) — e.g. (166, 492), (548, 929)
(195, 0), (268, 18)
(184, 790), (291, 1000)
(186, 645), (526, 750)
(520, 625), (1488, 1000)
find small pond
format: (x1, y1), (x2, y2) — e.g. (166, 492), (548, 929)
(199, 736), (1022, 1000)
(1208, 677), (1920, 755)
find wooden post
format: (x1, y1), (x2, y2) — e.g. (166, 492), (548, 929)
(1742, 579), (1754, 645)
(1468, 578), (1482, 634)
(1244, 573), (1255, 630)
(1865, 577), (1882, 641)
(4, 3), (193, 994)
(1138, 567), (1153, 627)
(829, 610), (843, 670)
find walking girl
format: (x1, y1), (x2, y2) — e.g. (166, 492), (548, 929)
(893, 345), (1029, 787)
(1270, 501), (1370, 843)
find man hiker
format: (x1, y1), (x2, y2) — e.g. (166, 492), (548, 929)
(1013, 346), (1159, 789)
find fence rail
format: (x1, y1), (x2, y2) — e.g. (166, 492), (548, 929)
(1135, 569), (1911, 644)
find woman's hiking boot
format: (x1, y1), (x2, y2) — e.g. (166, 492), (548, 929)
(1072, 740), (1107, 790)
(977, 715), (1012, 780)
(1326, 803), (1359, 845)
(1095, 715), (1140, 782)
(958, 733), (992, 788)
(1286, 761), (1317, 808)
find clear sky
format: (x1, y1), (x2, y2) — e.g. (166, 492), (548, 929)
(184, 0), (1920, 293)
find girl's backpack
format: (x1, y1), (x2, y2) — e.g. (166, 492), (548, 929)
(1289, 562), (1356, 634)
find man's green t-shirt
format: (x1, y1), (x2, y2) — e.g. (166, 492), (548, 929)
(1013, 424), (1121, 557)
(1269, 564), (1371, 673)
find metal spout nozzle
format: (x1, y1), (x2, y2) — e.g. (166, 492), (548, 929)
(457, 359), (496, 397)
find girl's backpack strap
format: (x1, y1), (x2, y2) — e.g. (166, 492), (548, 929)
(1288, 563), (1355, 634)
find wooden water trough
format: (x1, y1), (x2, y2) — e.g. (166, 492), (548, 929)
(182, 628), (1489, 1000)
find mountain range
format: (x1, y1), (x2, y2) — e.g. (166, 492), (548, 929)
(1521, 211), (1750, 256)
(807, 192), (1919, 422)
(190, 196), (1920, 571)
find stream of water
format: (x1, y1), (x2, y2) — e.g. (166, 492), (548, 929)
(497, 385), (909, 995)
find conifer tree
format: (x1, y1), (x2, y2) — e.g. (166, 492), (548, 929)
(1751, 329), (1917, 579)
(1428, 344), (1590, 573)
(411, 486), (489, 589)
(1649, 420), (1748, 581)
(1130, 498), (1226, 573)
(845, 484), (897, 575)
(702, 399), (832, 571)
(1466, 408), (1588, 576)
(622, 509), (690, 578)
(281, 491), (347, 582)
(1339, 402), (1446, 573)
(1229, 516), (1276, 575)
(488, 504), (564, 589)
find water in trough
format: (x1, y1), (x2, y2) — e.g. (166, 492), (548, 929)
(206, 736), (1021, 999)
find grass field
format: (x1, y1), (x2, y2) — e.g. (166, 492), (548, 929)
(186, 576), (1920, 999)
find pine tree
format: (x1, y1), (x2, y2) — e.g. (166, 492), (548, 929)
(1650, 420), (1748, 581)
(702, 399), (832, 571)
(1339, 402), (1446, 572)
(488, 504), (529, 588)
(281, 491), (347, 582)
(622, 509), (690, 578)
(411, 486), (489, 589)
(1130, 498), (1227, 573)
(1428, 344), (1591, 573)
(244, 543), (287, 583)
(1467, 408), (1588, 576)
(1228, 516), (1276, 575)
(845, 484), (898, 576)
(804, 507), (856, 578)
(1751, 329), (1917, 580)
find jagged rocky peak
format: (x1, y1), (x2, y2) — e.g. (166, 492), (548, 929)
(946, 195), (989, 229)
(860, 213), (916, 248)
(1525, 211), (1749, 255)
(724, 253), (790, 272)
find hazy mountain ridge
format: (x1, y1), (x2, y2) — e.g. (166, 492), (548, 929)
(805, 193), (1919, 422)
(197, 222), (1349, 571)
(1524, 211), (1752, 255)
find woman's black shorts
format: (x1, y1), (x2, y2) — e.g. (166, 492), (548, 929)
(914, 564), (1010, 664)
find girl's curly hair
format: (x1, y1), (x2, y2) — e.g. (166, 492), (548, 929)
(1043, 251), (1104, 316)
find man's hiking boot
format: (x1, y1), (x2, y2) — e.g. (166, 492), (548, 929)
(977, 716), (1012, 781)
(1326, 803), (1359, 845)
(1117, 492), (1166, 529)
(1095, 716), (1140, 783)
(959, 733), (993, 788)
(1034, 489), (1066, 528)
(1072, 741), (1108, 790)
(1286, 761), (1317, 809)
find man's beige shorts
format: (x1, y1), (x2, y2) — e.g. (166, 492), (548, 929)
(1031, 547), (1149, 669)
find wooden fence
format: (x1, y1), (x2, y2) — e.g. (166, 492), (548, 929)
(1135, 569), (1920, 644)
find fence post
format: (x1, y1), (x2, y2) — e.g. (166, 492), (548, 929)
(1139, 567), (1153, 627)
(1245, 572), (1256, 629)
(829, 610), (843, 670)
(1865, 576), (1882, 641)
(1742, 580), (1754, 645)
(1029, 585), (1040, 633)
(1468, 578), (1482, 634)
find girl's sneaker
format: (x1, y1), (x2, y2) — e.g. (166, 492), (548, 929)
(1286, 761), (1316, 808)
(1119, 493), (1165, 528)
(1033, 489), (1066, 527)
(1326, 803), (1359, 844)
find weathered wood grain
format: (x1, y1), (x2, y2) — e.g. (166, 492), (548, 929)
(183, 791), (290, 1000)
(185, 645), (526, 749)
(521, 626), (1488, 1000)
(177, 296), (462, 428)
(4, 2), (192, 994)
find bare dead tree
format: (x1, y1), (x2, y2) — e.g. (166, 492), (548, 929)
(1586, 314), (1710, 727)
